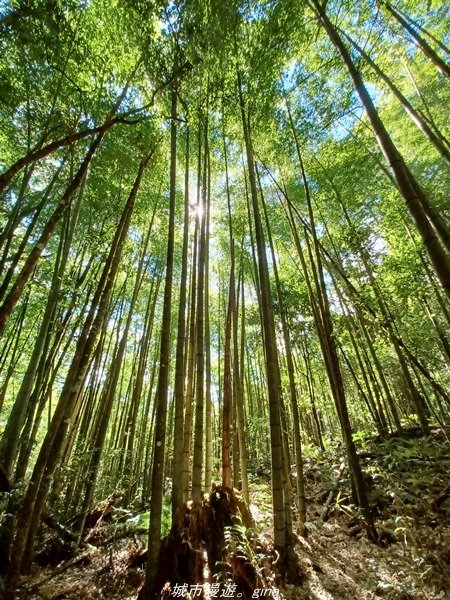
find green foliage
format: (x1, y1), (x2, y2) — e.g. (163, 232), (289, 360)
(1, 1), (450, 583)
(125, 496), (172, 537)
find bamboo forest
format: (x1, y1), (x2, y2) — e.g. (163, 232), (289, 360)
(1, 0), (450, 598)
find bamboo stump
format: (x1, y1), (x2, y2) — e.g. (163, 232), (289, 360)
(140, 485), (264, 599)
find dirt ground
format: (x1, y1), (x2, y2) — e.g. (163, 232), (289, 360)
(9, 428), (450, 600)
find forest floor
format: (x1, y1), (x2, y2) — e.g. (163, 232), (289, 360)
(11, 427), (450, 600)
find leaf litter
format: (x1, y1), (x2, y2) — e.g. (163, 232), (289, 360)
(12, 428), (450, 600)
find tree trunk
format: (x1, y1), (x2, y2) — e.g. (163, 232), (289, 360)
(0, 187), (80, 478)
(238, 69), (299, 579)
(141, 89), (177, 598)
(260, 174), (306, 531)
(383, 1), (450, 82)
(4, 140), (149, 597)
(75, 194), (156, 534)
(310, 0), (450, 300)
(222, 120), (234, 489)
(172, 125), (190, 513)
(192, 114), (209, 504)
(204, 148), (213, 493)
(235, 268), (250, 505)
(0, 132), (104, 339)
(342, 30), (450, 167)
(285, 110), (378, 540)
